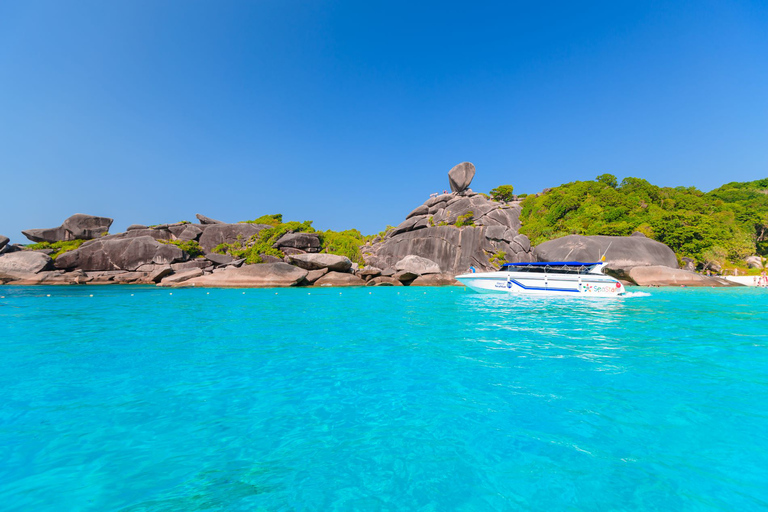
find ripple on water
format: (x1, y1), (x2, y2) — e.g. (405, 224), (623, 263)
(0, 285), (767, 511)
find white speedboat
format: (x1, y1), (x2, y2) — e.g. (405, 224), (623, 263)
(455, 261), (626, 297)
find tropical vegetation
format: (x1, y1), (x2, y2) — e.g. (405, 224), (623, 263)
(516, 175), (768, 268)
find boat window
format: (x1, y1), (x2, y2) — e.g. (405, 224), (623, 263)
(505, 265), (593, 274)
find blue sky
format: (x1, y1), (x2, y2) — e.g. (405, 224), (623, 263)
(1, 1), (766, 242)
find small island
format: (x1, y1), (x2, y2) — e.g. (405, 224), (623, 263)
(1, 163), (766, 288)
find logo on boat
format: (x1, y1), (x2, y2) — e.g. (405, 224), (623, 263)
(580, 283), (619, 293)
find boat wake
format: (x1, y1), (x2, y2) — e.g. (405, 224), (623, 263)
(622, 291), (652, 298)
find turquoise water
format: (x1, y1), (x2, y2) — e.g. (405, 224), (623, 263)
(1, 285), (767, 511)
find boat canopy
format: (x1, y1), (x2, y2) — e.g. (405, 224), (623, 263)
(501, 261), (601, 267)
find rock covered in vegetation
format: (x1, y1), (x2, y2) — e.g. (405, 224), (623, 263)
(198, 223), (270, 253)
(287, 253), (352, 272)
(0, 251), (53, 276)
(448, 162), (476, 193)
(181, 262), (307, 287)
(22, 214), (113, 243)
(54, 236), (186, 271)
(534, 234), (678, 278)
(628, 266), (736, 287)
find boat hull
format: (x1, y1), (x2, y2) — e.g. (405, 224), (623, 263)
(455, 271), (626, 297)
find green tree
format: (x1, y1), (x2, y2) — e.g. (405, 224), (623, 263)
(596, 173), (618, 189)
(489, 185), (514, 202)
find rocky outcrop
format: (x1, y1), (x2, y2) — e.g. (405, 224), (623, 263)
(0, 251), (53, 276)
(363, 164), (534, 275)
(287, 253), (353, 272)
(273, 232), (321, 253)
(196, 214), (224, 225)
(367, 276), (403, 286)
(159, 268), (204, 286)
(313, 272), (366, 287)
(745, 256), (764, 269)
(364, 225), (533, 275)
(22, 214), (113, 243)
(534, 234), (678, 279)
(304, 268), (329, 284)
(628, 266), (737, 287)
(198, 223), (270, 253)
(409, 273), (460, 286)
(101, 228), (174, 242)
(54, 236), (186, 271)
(181, 263), (307, 288)
(448, 162), (476, 193)
(0, 235), (8, 251)
(395, 255), (440, 275)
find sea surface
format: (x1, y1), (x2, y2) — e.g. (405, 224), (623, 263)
(1, 285), (767, 511)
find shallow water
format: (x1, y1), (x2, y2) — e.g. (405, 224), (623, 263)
(1, 285), (767, 511)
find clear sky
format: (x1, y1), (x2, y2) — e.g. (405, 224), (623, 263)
(1, 1), (766, 242)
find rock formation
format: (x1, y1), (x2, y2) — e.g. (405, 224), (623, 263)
(448, 162), (476, 193)
(198, 223), (270, 253)
(363, 162), (533, 274)
(22, 214), (113, 243)
(0, 235), (8, 251)
(534, 233), (678, 280)
(0, 251), (53, 277)
(273, 232), (321, 253)
(181, 263), (308, 288)
(54, 236), (187, 271)
(287, 254), (352, 272)
(628, 266), (735, 287)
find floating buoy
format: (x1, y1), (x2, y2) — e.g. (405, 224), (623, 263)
(207, 292), (210, 295)
(242, 292), (245, 294)
(46, 294), (51, 297)
(131, 294), (134, 297)
(169, 293), (173, 295)
(89, 294), (93, 297)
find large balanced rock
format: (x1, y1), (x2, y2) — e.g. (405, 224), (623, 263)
(287, 253), (352, 272)
(0, 251), (53, 276)
(181, 263), (308, 287)
(534, 234), (678, 278)
(629, 266), (735, 287)
(54, 236), (186, 271)
(198, 223), (270, 253)
(448, 162), (476, 193)
(22, 214), (113, 243)
(395, 255), (441, 275)
(273, 232), (321, 253)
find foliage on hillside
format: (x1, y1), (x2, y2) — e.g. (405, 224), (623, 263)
(159, 239), (204, 258)
(26, 239), (86, 260)
(214, 216), (366, 265)
(518, 175), (768, 265)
